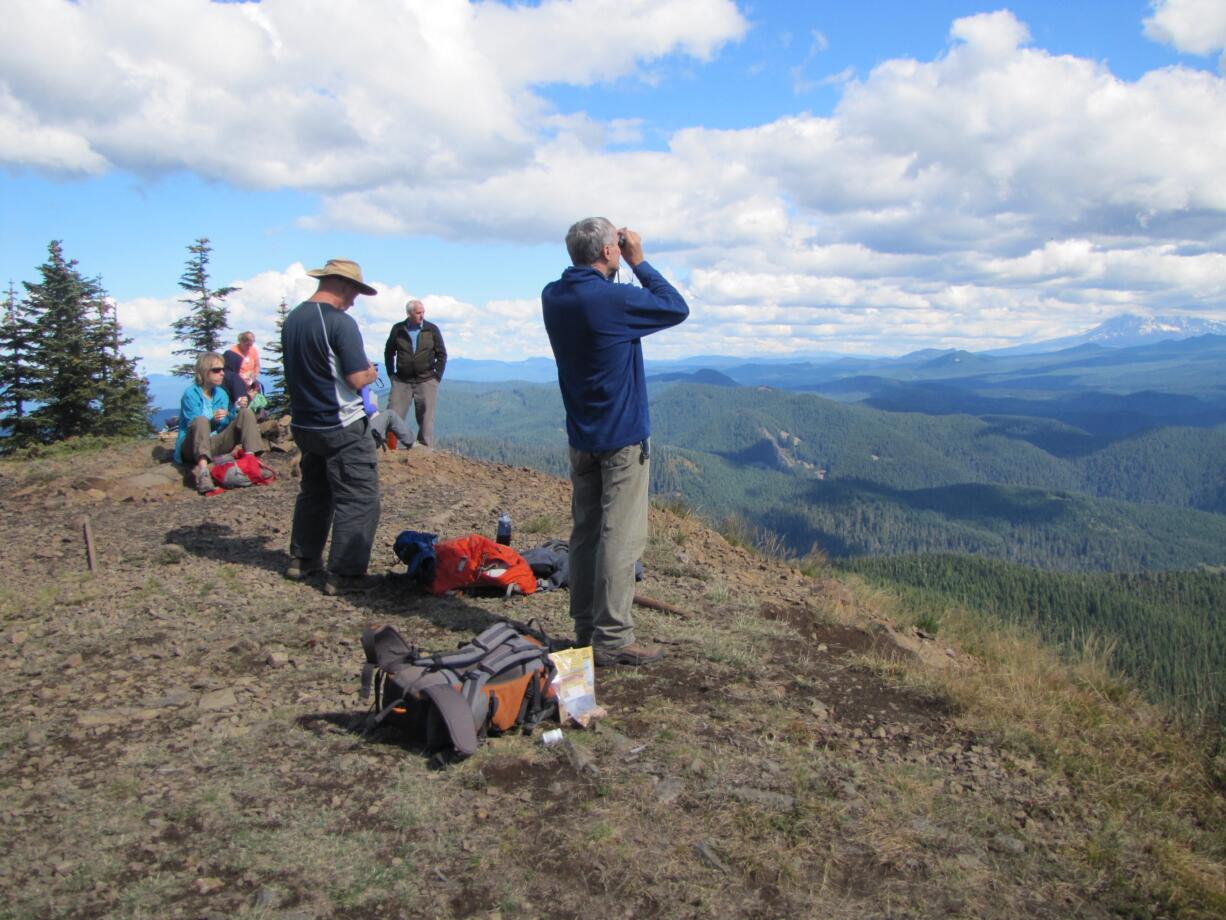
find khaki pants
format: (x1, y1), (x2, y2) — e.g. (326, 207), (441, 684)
(388, 377), (439, 447)
(183, 408), (266, 463)
(568, 442), (649, 650)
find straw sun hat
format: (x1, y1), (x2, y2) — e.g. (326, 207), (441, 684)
(306, 259), (378, 296)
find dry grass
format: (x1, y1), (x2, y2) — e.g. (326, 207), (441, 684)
(843, 574), (1226, 918)
(3, 444), (1224, 917)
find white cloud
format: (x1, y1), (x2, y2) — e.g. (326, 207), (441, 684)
(115, 265), (560, 373)
(11, 4), (1226, 357)
(1, 0), (746, 189)
(1145, 0), (1226, 63)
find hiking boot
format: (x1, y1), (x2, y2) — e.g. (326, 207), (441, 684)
(593, 642), (665, 668)
(194, 464), (214, 494)
(323, 572), (382, 596)
(284, 556), (324, 581)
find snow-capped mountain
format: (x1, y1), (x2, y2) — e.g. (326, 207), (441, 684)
(989, 313), (1226, 355)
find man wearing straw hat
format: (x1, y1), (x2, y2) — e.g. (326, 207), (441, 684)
(281, 259), (382, 596)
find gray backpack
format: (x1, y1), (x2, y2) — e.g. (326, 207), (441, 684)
(359, 620), (561, 762)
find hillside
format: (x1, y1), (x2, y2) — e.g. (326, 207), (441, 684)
(0, 439), (1223, 917)
(840, 554), (1226, 718)
(437, 381), (1226, 570)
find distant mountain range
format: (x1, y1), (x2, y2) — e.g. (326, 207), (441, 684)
(432, 325), (1226, 573)
(142, 312), (1224, 401)
(436, 372), (1226, 572)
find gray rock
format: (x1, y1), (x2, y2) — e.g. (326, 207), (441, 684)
(265, 651), (290, 668)
(655, 777), (685, 804)
(146, 690), (196, 709)
(956, 852), (984, 870)
(562, 739), (598, 776)
(78, 709), (126, 728)
(693, 841), (730, 874)
(252, 885), (284, 909)
(729, 787), (795, 811)
(156, 545), (186, 565)
(198, 688), (238, 711)
(991, 833), (1026, 856)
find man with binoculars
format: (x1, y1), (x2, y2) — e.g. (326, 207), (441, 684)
(542, 218), (690, 667)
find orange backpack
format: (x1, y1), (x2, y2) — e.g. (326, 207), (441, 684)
(429, 534), (537, 597)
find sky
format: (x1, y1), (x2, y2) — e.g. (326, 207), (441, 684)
(2, 0), (1226, 373)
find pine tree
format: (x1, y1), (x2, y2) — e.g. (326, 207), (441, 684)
(0, 281), (40, 450)
(90, 294), (152, 438)
(171, 238), (236, 377)
(263, 297), (291, 417)
(23, 242), (109, 442)
(17, 241), (151, 444)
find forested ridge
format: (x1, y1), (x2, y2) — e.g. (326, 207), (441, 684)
(839, 554), (1226, 720)
(437, 381), (1226, 572)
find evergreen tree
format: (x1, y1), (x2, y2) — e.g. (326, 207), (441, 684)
(23, 242), (109, 442)
(89, 294), (152, 437)
(0, 281), (39, 450)
(263, 298), (290, 416)
(171, 238), (236, 377)
(16, 241), (151, 444)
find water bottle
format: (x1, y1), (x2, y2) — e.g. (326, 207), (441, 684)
(496, 512), (512, 546)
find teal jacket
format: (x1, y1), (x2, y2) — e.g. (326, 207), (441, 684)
(174, 384), (234, 464)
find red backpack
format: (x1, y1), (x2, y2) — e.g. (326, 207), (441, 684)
(208, 449), (276, 490)
(430, 534), (537, 596)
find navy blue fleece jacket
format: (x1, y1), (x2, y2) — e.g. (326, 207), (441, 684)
(542, 261), (689, 453)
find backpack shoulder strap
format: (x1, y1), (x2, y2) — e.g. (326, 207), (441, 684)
(421, 683), (481, 756)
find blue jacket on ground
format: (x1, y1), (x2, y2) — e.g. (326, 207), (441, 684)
(173, 384), (234, 464)
(542, 261), (689, 453)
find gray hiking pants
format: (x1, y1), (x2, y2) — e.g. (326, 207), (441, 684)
(388, 377), (439, 447)
(290, 418), (381, 577)
(183, 407), (266, 463)
(568, 442), (649, 650)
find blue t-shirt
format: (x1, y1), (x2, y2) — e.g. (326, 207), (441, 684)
(281, 300), (369, 429)
(542, 261), (689, 453)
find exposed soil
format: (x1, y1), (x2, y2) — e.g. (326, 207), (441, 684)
(0, 437), (1140, 917)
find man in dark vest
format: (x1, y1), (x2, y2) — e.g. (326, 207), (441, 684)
(384, 299), (447, 448)
(281, 258), (381, 596)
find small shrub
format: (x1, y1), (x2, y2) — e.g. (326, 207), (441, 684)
(521, 514), (559, 535)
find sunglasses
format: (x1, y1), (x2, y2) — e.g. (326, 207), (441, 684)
(208, 367), (224, 373)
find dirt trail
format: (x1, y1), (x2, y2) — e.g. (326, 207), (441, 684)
(0, 441), (1106, 918)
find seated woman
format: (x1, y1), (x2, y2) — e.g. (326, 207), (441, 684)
(221, 349), (250, 406)
(223, 350), (270, 421)
(174, 352), (268, 493)
(360, 383), (412, 450)
(229, 331), (260, 386)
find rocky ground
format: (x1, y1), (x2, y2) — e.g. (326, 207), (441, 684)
(0, 435), (1221, 918)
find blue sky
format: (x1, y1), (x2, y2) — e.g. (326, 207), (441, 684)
(3, 0), (1225, 372)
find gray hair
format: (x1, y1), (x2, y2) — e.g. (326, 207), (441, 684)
(565, 217), (617, 267)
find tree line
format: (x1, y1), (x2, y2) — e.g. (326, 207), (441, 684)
(839, 553), (1226, 722)
(1, 238), (289, 454)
